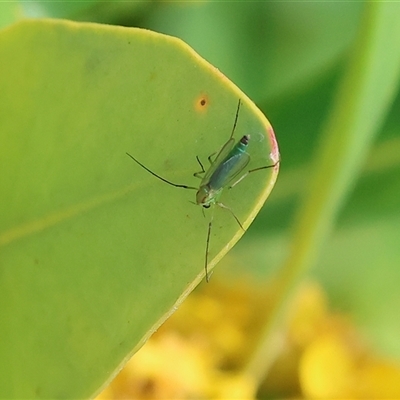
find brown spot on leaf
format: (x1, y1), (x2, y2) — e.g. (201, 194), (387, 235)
(195, 94), (210, 113)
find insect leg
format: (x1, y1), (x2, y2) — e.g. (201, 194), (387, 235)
(207, 151), (217, 164)
(198, 98), (242, 182)
(204, 204), (217, 283)
(229, 159), (280, 189)
(216, 202), (244, 231)
(205, 218), (213, 282)
(194, 155), (206, 179)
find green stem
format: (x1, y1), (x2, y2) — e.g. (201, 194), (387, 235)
(245, 2), (400, 385)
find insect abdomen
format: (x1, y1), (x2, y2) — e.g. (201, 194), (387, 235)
(239, 134), (250, 147)
(232, 134), (250, 156)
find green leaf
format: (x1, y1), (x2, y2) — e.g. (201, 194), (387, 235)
(20, 1), (149, 24)
(0, 19), (278, 398)
(0, 1), (22, 28)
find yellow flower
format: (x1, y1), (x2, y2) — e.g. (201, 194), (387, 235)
(96, 277), (400, 399)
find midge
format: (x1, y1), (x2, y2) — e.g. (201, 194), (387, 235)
(126, 99), (278, 282)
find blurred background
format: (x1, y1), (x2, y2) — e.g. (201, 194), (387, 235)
(3, 1), (400, 398)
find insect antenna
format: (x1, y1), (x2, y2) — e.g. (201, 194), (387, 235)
(126, 152), (197, 190)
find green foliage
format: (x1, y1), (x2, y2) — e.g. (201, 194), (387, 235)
(2, 1), (400, 398)
(0, 19), (277, 398)
(0, 1), (22, 28)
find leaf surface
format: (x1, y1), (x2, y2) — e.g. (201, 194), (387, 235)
(0, 19), (279, 398)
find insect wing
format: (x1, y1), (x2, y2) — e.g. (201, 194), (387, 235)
(201, 138), (235, 185)
(220, 151), (250, 187)
(207, 150), (250, 190)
